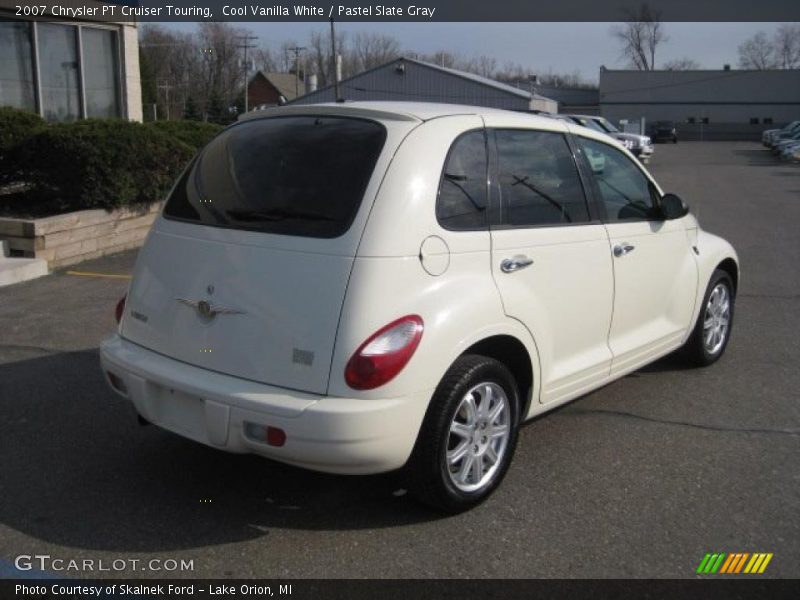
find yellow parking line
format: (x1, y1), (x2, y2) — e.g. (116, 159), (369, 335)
(66, 270), (132, 280)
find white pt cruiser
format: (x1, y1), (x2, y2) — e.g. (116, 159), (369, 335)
(101, 102), (738, 512)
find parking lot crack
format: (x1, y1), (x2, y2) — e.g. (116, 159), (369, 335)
(0, 343), (63, 356)
(562, 408), (800, 437)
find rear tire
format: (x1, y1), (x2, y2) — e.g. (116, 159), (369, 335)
(407, 355), (520, 513)
(681, 269), (734, 366)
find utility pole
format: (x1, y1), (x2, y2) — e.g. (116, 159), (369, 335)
(157, 79), (172, 120)
(290, 46), (306, 97)
(237, 34), (258, 113)
(330, 19), (340, 102)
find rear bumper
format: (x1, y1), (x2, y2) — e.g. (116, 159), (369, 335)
(100, 335), (432, 475)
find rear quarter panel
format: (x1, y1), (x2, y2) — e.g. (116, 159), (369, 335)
(328, 116), (542, 403)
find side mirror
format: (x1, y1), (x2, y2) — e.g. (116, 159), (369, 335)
(660, 193), (689, 220)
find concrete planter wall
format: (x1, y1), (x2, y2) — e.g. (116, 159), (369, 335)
(0, 204), (160, 269)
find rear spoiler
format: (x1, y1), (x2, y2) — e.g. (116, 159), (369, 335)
(237, 103), (421, 124)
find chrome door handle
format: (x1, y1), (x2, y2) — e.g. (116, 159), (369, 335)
(500, 255), (534, 273)
(613, 243), (635, 257)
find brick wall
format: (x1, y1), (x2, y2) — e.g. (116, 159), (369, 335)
(248, 75), (281, 108)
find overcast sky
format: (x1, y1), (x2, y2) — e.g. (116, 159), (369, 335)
(162, 22), (790, 82)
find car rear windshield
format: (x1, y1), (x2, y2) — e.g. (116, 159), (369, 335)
(163, 116), (386, 238)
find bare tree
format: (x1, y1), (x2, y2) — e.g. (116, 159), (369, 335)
(612, 3), (667, 70)
(738, 31), (778, 69)
(534, 69), (589, 88)
(662, 57), (701, 70)
(277, 40), (300, 73)
(773, 24), (800, 69)
(422, 51), (459, 69)
(458, 55), (498, 78)
(352, 32), (400, 71)
(252, 47), (278, 74)
(198, 22), (256, 109)
(139, 25), (197, 120)
(308, 29), (351, 86)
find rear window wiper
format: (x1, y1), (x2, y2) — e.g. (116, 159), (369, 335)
(226, 208), (335, 222)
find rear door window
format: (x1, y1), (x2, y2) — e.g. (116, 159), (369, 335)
(495, 129), (591, 227)
(164, 116), (386, 238)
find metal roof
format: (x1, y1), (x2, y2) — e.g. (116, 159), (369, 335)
(288, 57), (556, 108)
(402, 57), (534, 99)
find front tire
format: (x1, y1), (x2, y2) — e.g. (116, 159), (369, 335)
(681, 269), (735, 366)
(407, 355), (520, 513)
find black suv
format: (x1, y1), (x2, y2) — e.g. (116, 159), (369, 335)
(651, 120), (678, 143)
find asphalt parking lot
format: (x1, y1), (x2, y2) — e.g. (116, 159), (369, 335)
(0, 141), (798, 579)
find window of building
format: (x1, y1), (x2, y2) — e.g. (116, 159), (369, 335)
(701, 117), (710, 124)
(687, 117), (696, 124)
(0, 18), (121, 121)
(82, 28), (121, 118)
(38, 23), (81, 121)
(0, 20), (36, 111)
(495, 129), (590, 227)
(437, 130), (488, 230)
(750, 118), (759, 125)
(763, 118), (773, 125)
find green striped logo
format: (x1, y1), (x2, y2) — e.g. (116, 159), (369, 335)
(697, 552), (773, 574)
(697, 553), (726, 574)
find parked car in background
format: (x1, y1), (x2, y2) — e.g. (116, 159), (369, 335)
(546, 113), (630, 161)
(650, 120), (678, 143)
(777, 138), (800, 161)
(100, 102), (738, 513)
(565, 114), (654, 164)
(771, 130), (800, 154)
(766, 121), (800, 148)
(762, 120), (800, 146)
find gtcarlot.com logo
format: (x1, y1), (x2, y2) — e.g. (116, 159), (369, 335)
(697, 552), (773, 575)
(15, 554), (194, 572)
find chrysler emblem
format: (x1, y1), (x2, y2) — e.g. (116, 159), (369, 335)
(176, 297), (245, 320)
(197, 300), (213, 319)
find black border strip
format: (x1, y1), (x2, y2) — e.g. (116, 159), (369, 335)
(4, 578), (800, 600)
(7, 0), (800, 22)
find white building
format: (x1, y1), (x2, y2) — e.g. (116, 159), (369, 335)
(0, 0), (142, 121)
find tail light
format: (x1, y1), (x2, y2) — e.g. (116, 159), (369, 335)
(114, 295), (126, 324)
(345, 315), (424, 390)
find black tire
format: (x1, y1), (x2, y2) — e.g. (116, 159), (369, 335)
(681, 269), (735, 366)
(407, 355), (520, 513)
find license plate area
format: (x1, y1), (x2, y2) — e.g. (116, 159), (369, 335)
(154, 386), (206, 441)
